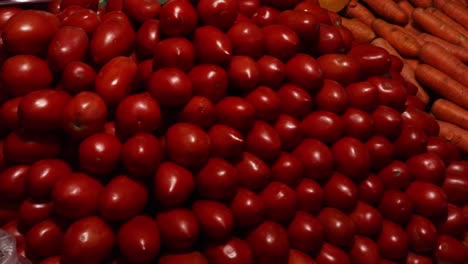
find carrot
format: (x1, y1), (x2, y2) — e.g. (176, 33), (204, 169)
(408, 0), (431, 8)
(340, 17), (376, 43)
(362, 0), (409, 25)
(405, 59), (419, 70)
(398, 1), (422, 36)
(371, 19), (421, 57)
(400, 63), (430, 104)
(417, 33), (468, 63)
(415, 64), (468, 109)
(424, 7), (468, 37)
(397, 1), (415, 17)
(437, 120), (468, 153)
(344, 1), (375, 27)
(432, 99), (468, 130)
(412, 8), (468, 49)
(319, 0), (351, 12)
(418, 42), (468, 87)
(433, 0), (468, 29)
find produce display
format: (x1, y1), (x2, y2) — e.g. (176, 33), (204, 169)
(0, 0), (467, 263)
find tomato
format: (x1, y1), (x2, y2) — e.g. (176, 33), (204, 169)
(62, 91), (107, 139)
(78, 133), (122, 177)
(345, 81), (379, 112)
(270, 152), (303, 187)
(18, 199), (53, 229)
(193, 158), (237, 201)
(208, 124), (244, 160)
(348, 44), (392, 77)
(90, 18), (135, 65)
(0, 96), (22, 132)
(286, 53), (323, 91)
(158, 251), (208, 264)
(61, 9), (101, 36)
(197, 0), (237, 30)
(273, 115), (303, 151)
(377, 160), (412, 190)
(156, 209), (199, 250)
(189, 64), (228, 103)
(61, 62), (97, 94)
(262, 24), (299, 60)
(426, 137), (456, 164)
(317, 54), (360, 86)
(123, 0), (160, 24)
(135, 19), (160, 58)
(60, 0), (98, 10)
(148, 67), (193, 107)
(247, 221), (290, 264)
(227, 22), (264, 59)
(358, 174), (384, 205)
(293, 139), (333, 182)
(152, 162), (193, 208)
(314, 79), (347, 113)
(372, 105), (403, 139)
(0, 7), (22, 30)
(117, 215), (160, 263)
(230, 187), (265, 227)
(192, 200), (234, 241)
(215, 96), (256, 132)
(402, 106), (439, 137)
(245, 86), (281, 122)
(332, 137), (371, 181)
(302, 110), (344, 143)
(25, 219), (63, 261)
(377, 220), (409, 261)
(294, 2), (330, 23)
(437, 204), (465, 237)
(314, 24), (343, 55)
(350, 201), (383, 237)
(3, 130), (62, 165)
(260, 182), (297, 223)
(342, 108), (374, 140)
(203, 237), (254, 264)
(442, 173), (468, 206)
(378, 190), (413, 224)
(251, 6), (280, 27)
(406, 152), (445, 185)
(227, 55), (260, 92)
(237, 0), (259, 17)
(2, 220), (24, 249)
(2, 10), (60, 56)
(295, 178), (323, 214)
(257, 55), (285, 88)
(349, 236), (381, 264)
(18, 89), (71, 132)
(318, 207), (355, 247)
(277, 83), (313, 119)
(406, 181), (448, 218)
(368, 76), (408, 112)
(434, 235), (468, 263)
(405, 95), (426, 110)
(193, 25), (232, 65)
(323, 172), (357, 212)
(366, 135), (394, 170)
(63, 216), (115, 264)
(47, 26), (88, 72)
(1, 55), (53, 96)
(95, 56), (138, 106)
(0, 200), (18, 227)
(121, 133), (162, 178)
(277, 10), (319, 45)
(287, 211), (323, 254)
(315, 242), (350, 264)
(245, 121), (281, 162)
(38, 256), (61, 264)
(159, 0), (197, 36)
(406, 253), (433, 264)
(0, 165), (28, 202)
(153, 37), (194, 72)
(235, 152), (270, 190)
(336, 25), (353, 52)
(446, 160), (468, 176)
(393, 125), (428, 160)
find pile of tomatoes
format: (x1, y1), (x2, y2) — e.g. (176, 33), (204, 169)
(0, 0), (467, 263)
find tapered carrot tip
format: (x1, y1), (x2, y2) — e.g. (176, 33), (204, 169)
(319, 0), (351, 12)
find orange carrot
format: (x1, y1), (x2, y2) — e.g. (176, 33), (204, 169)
(408, 0), (431, 8)
(398, 1), (422, 36)
(433, 0), (468, 29)
(432, 99), (468, 130)
(417, 33), (468, 63)
(362, 0), (409, 25)
(341, 17), (376, 43)
(405, 59), (419, 70)
(345, 1), (375, 27)
(371, 19), (421, 57)
(418, 42), (468, 87)
(424, 7), (468, 37)
(415, 64), (468, 109)
(437, 120), (468, 153)
(397, 1), (415, 17)
(412, 8), (468, 48)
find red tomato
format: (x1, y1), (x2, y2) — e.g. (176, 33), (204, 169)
(61, 61), (96, 94)
(437, 204), (466, 236)
(203, 237), (254, 264)
(0, 165), (28, 202)
(195, 158), (237, 201)
(293, 139), (333, 181)
(251, 6), (280, 27)
(235, 152), (270, 190)
(287, 211), (323, 254)
(446, 160), (468, 176)
(0, 200), (19, 227)
(377, 220), (409, 261)
(314, 24), (343, 55)
(90, 19), (135, 65)
(153, 162), (194, 208)
(402, 106), (439, 137)
(1, 55), (53, 96)
(317, 54), (360, 86)
(47, 26), (88, 72)
(273, 115), (303, 151)
(406, 152), (445, 184)
(442, 172), (468, 206)
(318, 207), (356, 247)
(345, 81), (380, 112)
(260, 182), (297, 223)
(166, 123), (210, 168)
(189, 64), (228, 103)
(100, 10), (130, 23)
(62, 9), (101, 35)
(366, 135), (394, 170)
(358, 174), (384, 205)
(18, 89), (71, 132)
(95, 56), (138, 106)
(245, 121), (281, 162)
(135, 19), (160, 58)
(121, 133), (162, 178)
(315, 79), (348, 113)
(277, 83), (313, 119)
(123, 0), (160, 24)
(193, 25), (232, 65)
(153, 37), (195, 72)
(378, 190), (413, 224)
(406, 181), (448, 218)
(286, 53), (323, 91)
(368, 76), (408, 112)
(2, 220), (24, 248)
(349, 236), (381, 264)
(25, 219), (64, 260)
(117, 216), (160, 263)
(342, 107), (374, 140)
(270, 152), (303, 187)
(227, 22), (264, 59)
(295, 178), (324, 214)
(60, 0), (98, 10)
(159, 0), (197, 36)
(208, 124), (244, 160)
(158, 251), (208, 264)
(393, 125), (428, 160)
(38, 256), (61, 264)
(0, 96), (22, 132)
(62, 91), (107, 139)
(332, 137), (371, 181)
(427, 137), (458, 165)
(237, 0), (259, 17)
(18, 200), (53, 229)
(2, 10), (60, 56)
(230, 188), (265, 228)
(197, 0), (237, 30)
(78, 133), (122, 176)
(323, 172), (357, 212)
(227, 55), (260, 92)
(348, 44), (392, 77)
(257, 55), (285, 88)
(247, 221), (290, 264)
(372, 105), (403, 139)
(377, 160), (412, 190)
(156, 209), (199, 250)
(148, 67), (193, 107)
(52, 172), (102, 219)
(215, 96), (256, 132)
(350, 201), (383, 237)
(192, 200), (234, 241)
(63, 216), (115, 264)
(246, 86), (281, 122)
(294, 2), (330, 24)
(262, 24), (299, 60)
(315, 242), (350, 264)
(302, 110), (344, 144)
(434, 235), (468, 263)
(0, 7), (22, 30)
(406, 253), (433, 264)
(277, 10), (319, 45)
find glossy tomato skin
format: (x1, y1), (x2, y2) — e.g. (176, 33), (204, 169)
(153, 162), (194, 208)
(227, 22), (264, 59)
(246, 121), (281, 162)
(317, 54), (360, 86)
(189, 64), (228, 103)
(52, 172), (103, 219)
(260, 182), (297, 223)
(156, 209), (199, 250)
(25, 219), (64, 260)
(427, 137), (458, 165)
(160, 0), (198, 36)
(203, 237), (254, 264)
(286, 53), (323, 91)
(47, 26), (89, 72)
(406, 152), (445, 185)
(372, 105), (403, 140)
(315, 242), (350, 264)
(247, 221), (290, 264)
(153, 37), (194, 72)
(314, 24), (344, 55)
(270, 152), (303, 187)
(273, 115), (303, 151)
(349, 236), (381, 264)
(192, 200), (234, 241)
(195, 158), (238, 201)
(302, 110), (344, 144)
(332, 137), (371, 181)
(18, 89), (71, 132)
(230, 187), (265, 228)
(90, 18), (135, 65)
(62, 216), (115, 264)
(18, 200), (53, 230)
(2, 10), (60, 56)
(318, 207), (356, 248)
(315, 79), (348, 113)
(246, 86), (281, 122)
(348, 44), (392, 77)
(197, 0), (237, 30)
(123, 0), (160, 24)
(148, 67), (193, 107)
(262, 24), (299, 61)
(227, 55), (260, 92)
(0, 165), (29, 202)
(378, 190), (413, 224)
(402, 106), (439, 137)
(368, 76), (408, 112)
(0, 7), (22, 30)
(25, 159), (72, 200)
(158, 251), (208, 264)
(342, 108), (374, 140)
(434, 235), (468, 263)
(0, 96), (22, 132)
(287, 211), (323, 254)
(235, 152), (270, 190)
(345, 81), (380, 112)
(349, 201), (383, 237)
(377, 220), (409, 261)
(436, 204), (465, 237)
(256, 55), (285, 88)
(442, 173), (468, 206)
(78, 133), (122, 177)
(1, 55), (53, 96)
(61, 9), (101, 36)
(377, 160), (413, 190)
(366, 135), (394, 170)
(293, 139), (334, 182)
(136, 19), (160, 58)
(323, 172), (358, 212)
(406, 215), (438, 253)
(216, 96), (256, 132)
(406, 181), (448, 218)
(406, 253), (433, 264)
(277, 83), (313, 119)
(117, 215), (160, 263)
(295, 178), (324, 214)
(251, 6), (280, 27)
(193, 26), (232, 65)
(121, 133), (162, 178)
(237, 0), (259, 17)
(61, 61), (97, 94)
(277, 10), (319, 45)
(208, 124), (244, 160)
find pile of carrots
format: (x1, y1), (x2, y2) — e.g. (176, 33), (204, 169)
(332, 0), (468, 153)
